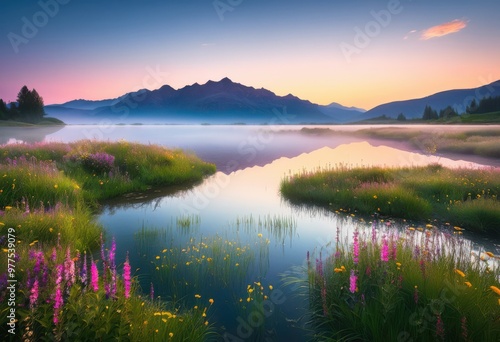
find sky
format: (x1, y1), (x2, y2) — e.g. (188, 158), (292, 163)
(1, 0), (499, 110)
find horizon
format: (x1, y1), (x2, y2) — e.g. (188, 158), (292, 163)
(1, 0), (500, 110)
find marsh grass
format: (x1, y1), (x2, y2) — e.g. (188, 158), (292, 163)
(281, 164), (500, 235)
(235, 214), (297, 244)
(305, 222), (500, 341)
(135, 225), (271, 309)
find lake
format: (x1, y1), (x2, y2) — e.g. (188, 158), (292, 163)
(2, 125), (499, 340)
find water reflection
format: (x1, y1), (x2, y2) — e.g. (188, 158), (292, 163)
(98, 141), (498, 340)
(0, 125), (64, 145)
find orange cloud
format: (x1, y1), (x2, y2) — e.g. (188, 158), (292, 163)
(420, 19), (468, 40)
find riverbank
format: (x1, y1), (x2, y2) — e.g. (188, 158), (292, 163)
(281, 164), (500, 237)
(0, 140), (216, 341)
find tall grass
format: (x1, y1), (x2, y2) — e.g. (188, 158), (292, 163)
(281, 164), (500, 236)
(305, 222), (500, 341)
(0, 236), (213, 341)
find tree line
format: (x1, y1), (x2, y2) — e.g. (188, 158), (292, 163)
(396, 95), (500, 121)
(0, 86), (46, 123)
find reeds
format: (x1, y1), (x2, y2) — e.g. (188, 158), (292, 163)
(306, 221), (500, 341)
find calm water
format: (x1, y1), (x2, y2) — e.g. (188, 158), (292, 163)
(3, 125), (499, 340)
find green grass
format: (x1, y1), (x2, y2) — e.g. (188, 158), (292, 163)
(353, 126), (500, 159)
(303, 224), (500, 341)
(0, 140), (216, 340)
(280, 164), (500, 236)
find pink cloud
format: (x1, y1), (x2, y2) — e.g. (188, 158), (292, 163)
(420, 19), (468, 40)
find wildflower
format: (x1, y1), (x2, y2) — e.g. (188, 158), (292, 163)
(436, 314), (445, 341)
(195, 294), (201, 298)
(123, 253), (131, 299)
(464, 281), (472, 288)
(64, 247), (76, 289)
(454, 269), (466, 278)
(90, 259), (99, 292)
(169, 332), (174, 338)
(269, 285), (273, 290)
(485, 251), (495, 258)
(396, 262), (402, 267)
(353, 229), (359, 265)
(381, 235), (389, 262)
(321, 280), (328, 316)
(461, 316), (468, 341)
(490, 286), (500, 296)
(257, 233), (263, 238)
(209, 298), (214, 305)
(150, 282), (154, 300)
(29, 279), (39, 309)
(54, 264), (64, 325)
(81, 252), (87, 287)
(349, 270), (357, 294)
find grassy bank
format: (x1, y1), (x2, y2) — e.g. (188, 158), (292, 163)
(353, 126), (500, 159)
(0, 117), (65, 126)
(0, 140), (216, 340)
(280, 164), (500, 236)
(304, 223), (500, 341)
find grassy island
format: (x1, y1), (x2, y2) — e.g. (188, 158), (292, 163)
(281, 164), (500, 236)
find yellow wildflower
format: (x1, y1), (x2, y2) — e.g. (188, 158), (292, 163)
(269, 285), (273, 290)
(464, 282), (472, 288)
(194, 294), (201, 298)
(169, 332), (174, 338)
(54, 184), (58, 189)
(209, 298), (214, 305)
(257, 233), (263, 238)
(490, 286), (500, 296)
(5, 206), (12, 210)
(454, 269), (466, 277)
(485, 252), (495, 258)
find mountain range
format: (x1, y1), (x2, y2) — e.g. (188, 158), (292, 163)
(45, 78), (500, 124)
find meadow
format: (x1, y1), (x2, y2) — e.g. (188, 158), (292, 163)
(280, 164), (500, 236)
(301, 221), (500, 341)
(0, 140), (216, 340)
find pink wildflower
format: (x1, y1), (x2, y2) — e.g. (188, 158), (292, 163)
(29, 279), (39, 309)
(381, 234), (389, 262)
(349, 270), (357, 293)
(90, 259), (99, 292)
(353, 230), (359, 265)
(123, 253), (131, 299)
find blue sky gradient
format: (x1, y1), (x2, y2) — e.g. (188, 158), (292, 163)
(1, 0), (499, 109)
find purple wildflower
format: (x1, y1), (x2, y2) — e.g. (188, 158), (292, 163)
(436, 314), (445, 341)
(461, 316), (468, 341)
(123, 253), (131, 299)
(64, 247), (75, 289)
(349, 270), (357, 293)
(81, 252), (88, 287)
(321, 280), (328, 316)
(51, 247), (57, 262)
(54, 264), (63, 325)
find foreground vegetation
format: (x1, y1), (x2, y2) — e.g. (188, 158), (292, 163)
(281, 164), (500, 236)
(305, 223), (500, 341)
(0, 140), (216, 340)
